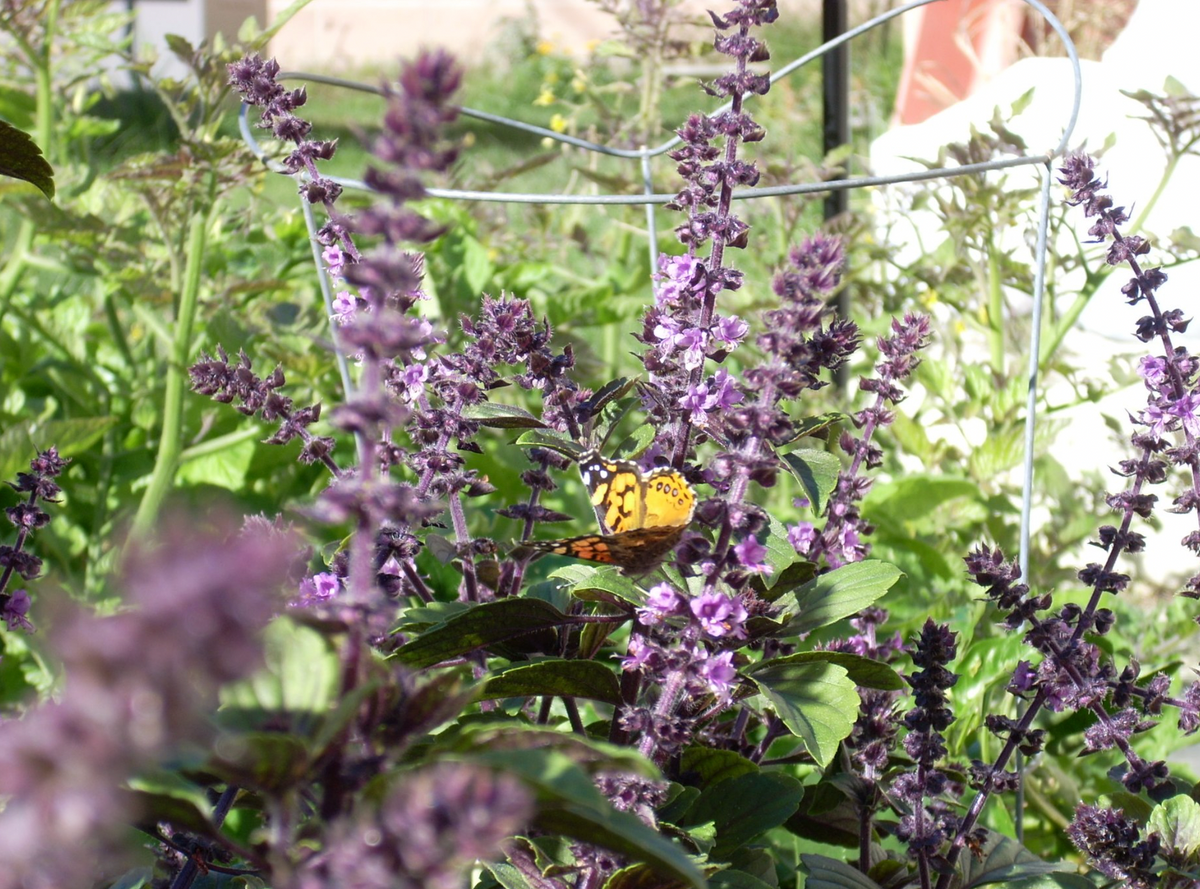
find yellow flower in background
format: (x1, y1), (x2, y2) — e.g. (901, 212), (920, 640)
(571, 70), (587, 93)
(536, 40), (555, 56)
(549, 114), (568, 134)
(534, 88), (555, 107)
(920, 289), (939, 308)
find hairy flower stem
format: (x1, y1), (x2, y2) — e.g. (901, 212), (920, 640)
(915, 787), (932, 889)
(449, 493), (480, 602)
(610, 654), (644, 746)
(638, 661), (688, 761)
(499, 487), (547, 598)
(169, 784), (240, 889)
(0, 489), (37, 602)
(935, 689), (1048, 889)
(400, 559), (434, 603)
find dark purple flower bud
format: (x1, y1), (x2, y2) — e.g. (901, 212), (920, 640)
(1067, 804), (1160, 887)
(0, 545), (41, 580)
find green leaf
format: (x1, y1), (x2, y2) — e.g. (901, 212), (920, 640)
(679, 747), (760, 789)
(613, 425), (656, 460)
(391, 598), (570, 668)
(749, 559), (818, 602)
(247, 0), (319, 45)
(163, 33), (195, 59)
(960, 832), (1064, 887)
(800, 853), (882, 889)
(484, 859), (539, 889)
(207, 732), (311, 792)
(786, 412), (848, 443)
(515, 429), (583, 459)
(463, 235), (496, 294)
(1149, 795), (1200, 859)
(780, 448), (840, 516)
(551, 564), (642, 606)
(705, 867), (776, 888)
(177, 436), (254, 490)
(773, 561), (903, 636)
(480, 659), (621, 705)
(471, 748), (705, 889)
(587, 377), (637, 417)
(749, 662), (859, 768)
(593, 38), (637, 58)
(0, 417), (118, 482)
(750, 651), (904, 691)
(1010, 85), (1037, 115)
(685, 772), (804, 859)
(786, 781), (860, 846)
(447, 724), (655, 776)
(969, 427), (1025, 479)
(0, 119), (54, 198)
(218, 618), (340, 734)
(1003, 876), (1098, 889)
(762, 516), (802, 578)
(604, 864), (695, 889)
(862, 475), (982, 527)
(463, 403), (548, 429)
(945, 635), (1025, 755)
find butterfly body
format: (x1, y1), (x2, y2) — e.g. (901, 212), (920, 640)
(529, 450), (696, 572)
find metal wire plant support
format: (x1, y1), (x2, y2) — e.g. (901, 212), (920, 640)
(239, 0), (1083, 842)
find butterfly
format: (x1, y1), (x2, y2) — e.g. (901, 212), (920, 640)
(527, 449), (697, 573)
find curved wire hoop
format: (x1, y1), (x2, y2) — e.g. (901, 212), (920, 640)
(240, 0), (1082, 726)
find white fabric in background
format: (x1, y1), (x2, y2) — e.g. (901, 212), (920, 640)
(867, 0), (1200, 581)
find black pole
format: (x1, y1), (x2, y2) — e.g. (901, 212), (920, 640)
(823, 0), (851, 385)
(822, 0), (850, 225)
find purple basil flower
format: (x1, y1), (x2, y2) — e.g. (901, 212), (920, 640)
(638, 582), (683, 625)
(295, 572), (341, 607)
(697, 649), (738, 698)
(653, 252), (703, 306)
(690, 590), (748, 638)
(732, 535), (770, 574)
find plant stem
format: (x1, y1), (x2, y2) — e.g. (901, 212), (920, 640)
(133, 174), (217, 534)
(986, 239), (1004, 375)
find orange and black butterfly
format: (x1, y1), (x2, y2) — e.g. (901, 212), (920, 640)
(526, 449), (697, 573)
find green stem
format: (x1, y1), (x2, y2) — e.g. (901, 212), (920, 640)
(1038, 269), (1101, 366)
(132, 175), (217, 534)
(1128, 150), (1179, 238)
(986, 239), (1004, 375)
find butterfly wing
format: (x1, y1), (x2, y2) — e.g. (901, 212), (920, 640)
(523, 450), (697, 573)
(527, 526), (688, 573)
(641, 467), (696, 529)
(578, 449), (646, 534)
